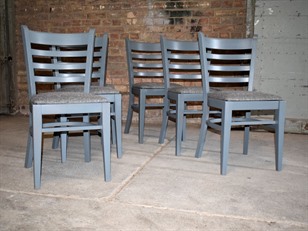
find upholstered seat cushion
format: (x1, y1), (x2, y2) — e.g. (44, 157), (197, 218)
(168, 86), (202, 94)
(133, 82), (181, 89)
(58, 84), (119, 94)
(208, 91), (283, 101)
(31, 92), (108, 104)
(133, 82), (164, 89)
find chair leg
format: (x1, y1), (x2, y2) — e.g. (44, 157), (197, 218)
(275, 101), (286, 171)
(114, 94), (122, 158)
(101, 103), (111, 182)
(52, 132), (60, 149)
(195, 109), (208, 158)
(111, 104), (116, 145)
(52, 115), (61, 149)
(175, 96), (184, 156)
(181, 102), (187, 141)
(32, 105), (43, 189)
(221, 103), (232, 175)
(138, 92), (146, 144)
(243, 111), (251, 155)
(124, 93), (134, 134)
(159, 98), (168, 144)
(60, 117), (68, 163)
(25, 131), (33, 168)
(83, 115), (91, 162)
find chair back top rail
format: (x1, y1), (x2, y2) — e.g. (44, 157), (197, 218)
(160, 36), (202, 88)
(21, 25), (95, 96)
(92, 34), (108, 86)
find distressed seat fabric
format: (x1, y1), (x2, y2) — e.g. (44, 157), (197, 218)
(195, 32), (286, 175)
(31, 92), (108, 104)
(22, 25), (111, 189)
(124, 39), (165, 144)
(168, 86), (203, 94)
(158, 37), (203, 156)
(208, 91), (283, 101)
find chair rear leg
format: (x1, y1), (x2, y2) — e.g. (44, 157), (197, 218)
(114, 94), (122, 158)
(111, 107), (116, 145)
(195, 112), (208, 158)
(52, 115), (61, 149)
(138, 92), (146, 144)
(159, 99), (169, 144)
(275, 101), (286, 171)
(124, 93), (134, 134)
(25, 131), (33, 168)
(175, 97), (184, 156)
(101, 103), (111, 181)
(83, 115), (91, 162)
(243, 111), (251, 155)
(52, 133), (60, 149)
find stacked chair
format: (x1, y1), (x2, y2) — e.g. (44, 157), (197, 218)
(124, 38), (165, 143)
(22, 25), (111, 189)
(158, 36), (203, 156)
(53, 34), (122, 159)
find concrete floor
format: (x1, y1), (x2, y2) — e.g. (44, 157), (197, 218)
(0, 114), (307, 230)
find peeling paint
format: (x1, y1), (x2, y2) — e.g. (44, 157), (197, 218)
(268, 7), (274, 15)
(127, 12), (137, 25)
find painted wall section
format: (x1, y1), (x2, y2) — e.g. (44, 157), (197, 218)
(254, 0), (308, 133)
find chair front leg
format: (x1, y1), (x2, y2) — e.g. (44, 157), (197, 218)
(32, 105), (43, 189)
(101, 103), (111, 181)
(221, 103), (232, 175)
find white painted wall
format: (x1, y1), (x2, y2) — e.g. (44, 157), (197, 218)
(254, 0), (308, 133)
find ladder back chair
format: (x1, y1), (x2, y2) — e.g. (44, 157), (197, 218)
(159, 36), (203, 156)
(124, 38), (165, 143)
(22, 25), (111, 189)
(52, 34), (122, 158)
(196, 32), (286, 175)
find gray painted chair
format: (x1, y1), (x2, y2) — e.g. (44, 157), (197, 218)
(196, 32), (286, 175)
(52, 34), (122, 158)
(158, 36), (203, 155)
(22, 25), (111, 189)
(124, 38), (165, 143)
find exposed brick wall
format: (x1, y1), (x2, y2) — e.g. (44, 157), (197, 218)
(14, 0), (247, 122)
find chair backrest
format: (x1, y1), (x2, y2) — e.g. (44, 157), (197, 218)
(125, 38), (163, 89)
(160, 36), (202, 89)
(198, 32), (257, 93)
(21, 25), (95, 97)
(92, 34), (108, 86)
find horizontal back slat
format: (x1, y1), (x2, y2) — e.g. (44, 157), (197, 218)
(198, 32), (257, 92)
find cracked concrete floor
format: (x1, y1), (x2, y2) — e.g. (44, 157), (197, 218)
(0, 115), (307, 230)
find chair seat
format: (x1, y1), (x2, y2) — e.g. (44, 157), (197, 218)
(169, 86), (202, 94)
(133, 82), (164, 89)
(58, 85), (119, 94)
(208, 91), (282, 101)
(31, 92), (108, 104)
